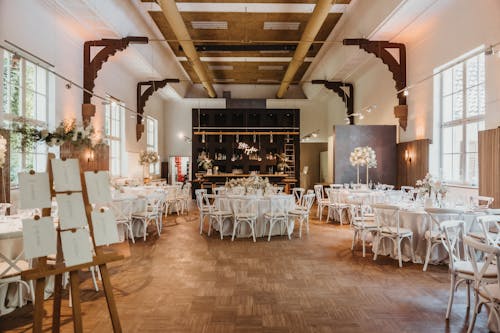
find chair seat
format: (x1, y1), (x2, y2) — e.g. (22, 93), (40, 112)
(235, 213), (257, 219)
(210, 210), (232, 217)
(479, 284), (500, 302)
(0, 260), (30, 278)
(132, 212), (158, 218)
(454, 261), (498, 278)
(330, 203), (350, 209)
(379, 227), (413, 236)
(353, 220), (377, 229)
(288, 209), (309, 216)
(264, 213), (286, 219)
(353, 216), (375, 222)
(424, 230), (445, 240)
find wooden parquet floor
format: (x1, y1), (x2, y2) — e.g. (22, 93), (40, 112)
(1, 205), (490, 333)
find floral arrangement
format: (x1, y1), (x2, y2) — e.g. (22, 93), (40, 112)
(10, 119), (101, 150)
(0, 135), (6, 168)
(139, 150), (160, 165)
(275, 153), (289, 172)
(225, 175), (272, 192)
(197, 151), (212, 171)
(415, 173), (448, 196)
(349, 146), (377, 168)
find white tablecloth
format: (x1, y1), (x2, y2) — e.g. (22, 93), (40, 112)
(215, 195), (295, 238)
(372, 206), (482, 264)
(0, 216), (54, 314)
(340, 189), (401, 205)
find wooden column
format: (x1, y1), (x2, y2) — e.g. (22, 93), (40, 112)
(396, 139), (430, 188)
(479, 127), (500, 208)
(60, 143), (109, 172)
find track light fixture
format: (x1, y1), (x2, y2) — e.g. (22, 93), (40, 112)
(301, 129), (320, 141)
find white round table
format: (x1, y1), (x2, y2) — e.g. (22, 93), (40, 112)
(215, 194), (295, 238)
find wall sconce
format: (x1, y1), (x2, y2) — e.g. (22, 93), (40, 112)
(236, 134), (239, 143)
(270, 133), (273, 143)
(201, 133), (206, 143)
(405, 149), (412, 163)
(219, 134), (223, 143)
(178, 132), (192, 143)
(87, 149), (95, 163)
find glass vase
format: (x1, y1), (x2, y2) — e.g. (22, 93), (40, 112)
(143, 163), (150, 183)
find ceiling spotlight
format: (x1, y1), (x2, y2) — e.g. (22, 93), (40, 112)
(178, 132), (184, 139)
(485, 46), (495, 56)
(359, 114), (365, 120)
(403, 88), (409, 96)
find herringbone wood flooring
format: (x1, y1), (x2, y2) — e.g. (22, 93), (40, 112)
(1, 205), (490, 332)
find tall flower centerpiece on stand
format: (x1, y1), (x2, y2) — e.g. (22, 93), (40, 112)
(349, 146), (377, 185)
(139, 150), (160, 183)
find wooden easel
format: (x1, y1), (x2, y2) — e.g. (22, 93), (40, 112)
(21, 154), (126, 333)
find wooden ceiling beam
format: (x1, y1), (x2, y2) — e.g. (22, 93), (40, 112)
(276, 0), (334, 98)
(156, 0), (217, 98)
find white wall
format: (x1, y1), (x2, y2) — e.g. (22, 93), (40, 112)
(0, 0), (168, 177)
(350, 0), (500, 142)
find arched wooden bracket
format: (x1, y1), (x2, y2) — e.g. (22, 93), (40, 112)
(343, 38), (406, 106)
(312, 80), (354, 124)
(136, 79), (180, 141)
(83, 36), (149, 122)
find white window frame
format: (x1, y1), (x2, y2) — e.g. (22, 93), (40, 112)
(437, 47), (485, 187)
(1, 50), (52, 187)
(146, 116), (159, 175)
(105, 100), (125, 177)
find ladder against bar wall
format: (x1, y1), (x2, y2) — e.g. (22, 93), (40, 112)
(284, 143), (295, 177)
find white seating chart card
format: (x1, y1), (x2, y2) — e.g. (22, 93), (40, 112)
(18, 172), (52, 209)
(56, 193), (88, 230)
(51, 159), (82, 192)
(84, 171), (112, 204)
(91, 209), (120, 246)
(22, 217), (57, 259)
(60, 229), (93, 267)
